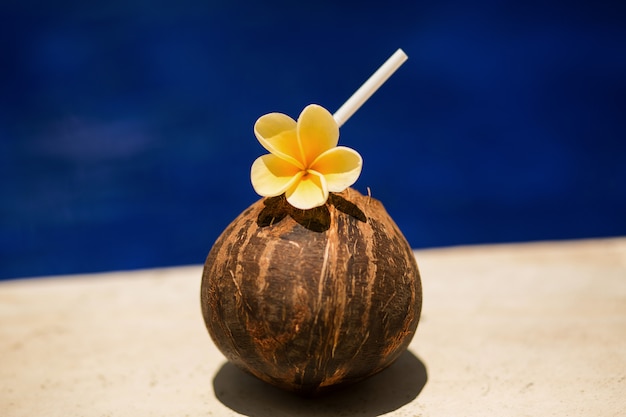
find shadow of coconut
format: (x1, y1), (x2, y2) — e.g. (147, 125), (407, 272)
(213, 349), (427, 417)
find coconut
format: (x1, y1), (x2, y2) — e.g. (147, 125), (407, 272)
(200, 187), (422, 395)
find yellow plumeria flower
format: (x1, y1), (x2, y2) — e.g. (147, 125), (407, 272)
(250, 104), (363, 210)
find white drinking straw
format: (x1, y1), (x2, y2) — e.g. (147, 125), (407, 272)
(333, 48), (408, 127)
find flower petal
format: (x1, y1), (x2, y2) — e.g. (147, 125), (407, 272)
(310, 146), (363, 192)
(285, 170), (329, 210)
(251, 154), (302, 197)
(297, 104), (339, 166)
(254, 113), (303, 168)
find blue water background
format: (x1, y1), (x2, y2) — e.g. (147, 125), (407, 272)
(1, 1), (625, 279)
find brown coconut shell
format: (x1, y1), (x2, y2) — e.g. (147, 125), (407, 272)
(200, 187), (422, 395)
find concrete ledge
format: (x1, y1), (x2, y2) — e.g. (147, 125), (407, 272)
(1, 238), (625, 416)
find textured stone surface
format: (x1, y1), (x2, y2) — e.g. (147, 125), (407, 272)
(1, 238), (625, 416)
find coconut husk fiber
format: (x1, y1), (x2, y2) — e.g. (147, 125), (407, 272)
(201, 188), (422, 395)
